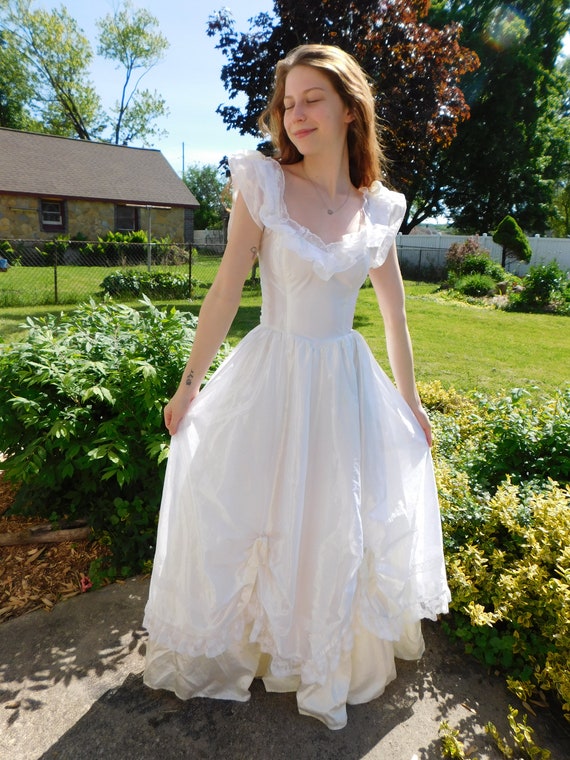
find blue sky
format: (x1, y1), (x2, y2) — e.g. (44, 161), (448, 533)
(36, 0), (271, 172)
(36, 2), (570, 177)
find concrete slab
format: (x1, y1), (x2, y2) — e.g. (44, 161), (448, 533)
(1, 578), (568, 760)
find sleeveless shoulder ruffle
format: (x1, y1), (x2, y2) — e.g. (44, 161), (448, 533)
(228, 150), (406, 280)
(364, 181), (406, 269)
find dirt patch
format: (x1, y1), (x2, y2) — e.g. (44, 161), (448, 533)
(0, 472), (107, 623)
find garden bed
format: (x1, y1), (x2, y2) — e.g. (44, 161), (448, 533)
(0, 472), (108, 623)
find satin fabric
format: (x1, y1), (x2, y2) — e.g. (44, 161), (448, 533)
(143, 151), (450, 729)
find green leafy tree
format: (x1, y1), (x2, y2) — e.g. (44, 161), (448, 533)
(548, 59), (570, 237)
(1, 0), (102, 139)
(0, 28), (36, 129)
(183, 163), (226, 230)
(428, 1), (570, 234)
(492, 215), (532, 268)
(207, 0), (478, 232)
(0, 0), (169, 145)
(96, 0), (169, 145)
(549, 182), (570, 237)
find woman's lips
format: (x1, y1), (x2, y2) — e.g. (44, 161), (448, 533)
(293, 128), (316, 139)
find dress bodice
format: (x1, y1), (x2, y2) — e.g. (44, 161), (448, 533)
(259, 227), (369, 339)
(228, 151), (406, 341)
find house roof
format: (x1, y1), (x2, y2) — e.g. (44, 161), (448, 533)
(0, 128), (199, 208)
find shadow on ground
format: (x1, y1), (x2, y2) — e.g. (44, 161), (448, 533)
(39, 623), (570, 760)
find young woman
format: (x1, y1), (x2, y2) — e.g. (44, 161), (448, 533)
(143, 44), (450, 730)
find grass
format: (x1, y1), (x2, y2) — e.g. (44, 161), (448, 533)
(0, 257), (220, 308)
(1, 277), (568, 397)
(357, 284), (570, 394)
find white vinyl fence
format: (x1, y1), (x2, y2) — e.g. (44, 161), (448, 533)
(195, 228), (570, 278)
(397, 232), (570, 278)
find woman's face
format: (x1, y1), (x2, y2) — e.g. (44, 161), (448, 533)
(282, 65), (353, 156)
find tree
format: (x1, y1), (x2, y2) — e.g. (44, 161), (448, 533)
(0, 0), (169, 145)
(183, 163), (226, 230)
(492, 215), (532, 268)
(428, 1), (570, 234)
(0, 28), (36, 129)
(207, 0), (478, 232)
(548, 58), (570, 237)
(549, 182), (570, 237)
(96, 0), (169, 145)
(1, 0), (102, 139)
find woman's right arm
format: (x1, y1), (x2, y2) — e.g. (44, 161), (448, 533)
(164, 192), (263, 435)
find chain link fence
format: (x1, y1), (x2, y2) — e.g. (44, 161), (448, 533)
(0, 236), (447, 309)
(0, 239), (228, 307)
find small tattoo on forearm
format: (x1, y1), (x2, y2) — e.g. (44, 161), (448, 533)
(250, 246), (258, 260)
(185, 369), (194, 386)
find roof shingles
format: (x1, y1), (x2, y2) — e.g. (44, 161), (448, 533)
(0, 128), (198, 208)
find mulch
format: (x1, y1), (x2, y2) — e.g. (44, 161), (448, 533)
(0, 471), (108, 624)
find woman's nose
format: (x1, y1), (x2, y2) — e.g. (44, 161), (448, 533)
(291, 102), (306, 121)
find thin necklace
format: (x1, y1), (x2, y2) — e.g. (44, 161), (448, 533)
(304, 168), (350, 215)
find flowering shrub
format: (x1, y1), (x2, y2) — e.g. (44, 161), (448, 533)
(0, 298), (229, 579)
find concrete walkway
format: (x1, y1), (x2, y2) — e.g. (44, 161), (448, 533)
(1, 577), (568, 760)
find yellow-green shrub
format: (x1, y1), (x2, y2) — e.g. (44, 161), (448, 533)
(424, 383), (570, 720)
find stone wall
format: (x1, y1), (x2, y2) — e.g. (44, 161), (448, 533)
(0, 194), (190, 243)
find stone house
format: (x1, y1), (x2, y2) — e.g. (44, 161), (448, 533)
(0, 128), (199, 244)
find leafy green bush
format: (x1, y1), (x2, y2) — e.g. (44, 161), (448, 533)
(0, 239), (15, 261)
(438, 475), (570, 719)
(152, 236), (190, 265)
(507, 261), (570, 314)
(454, 273), (497, 297)
(446, 237), (505, 278)
(446, 236), (484, 273)
(460, 388), (570, 492)
(444, 238), (506, 300)
(35, 235), (69, 266)
(418, 381), (570, 720)
(92, 230), (148, 265)
(0, 298), (228, 579)
(100, 270), (194, 299)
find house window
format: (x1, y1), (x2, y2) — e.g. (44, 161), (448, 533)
(115, 205), (139, 232)
(40, 199), (66, 232)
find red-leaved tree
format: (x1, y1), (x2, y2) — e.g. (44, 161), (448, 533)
(208, 0), (478, 231)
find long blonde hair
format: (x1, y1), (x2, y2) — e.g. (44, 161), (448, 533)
(258, 44), (385, 189)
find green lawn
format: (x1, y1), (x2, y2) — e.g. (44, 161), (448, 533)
(358, 285), (569, 394)
(0, 258), (221, 308)
(1, 279), (568, 397)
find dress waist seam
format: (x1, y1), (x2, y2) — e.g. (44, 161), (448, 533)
(258, 322), (355, 343)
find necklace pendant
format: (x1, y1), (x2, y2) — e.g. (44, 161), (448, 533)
(327, 209), (333, 215)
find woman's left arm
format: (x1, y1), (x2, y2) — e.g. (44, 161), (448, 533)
(368, 243), (432, 446)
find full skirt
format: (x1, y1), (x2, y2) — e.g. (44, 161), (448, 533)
(143, 326), (450, 729)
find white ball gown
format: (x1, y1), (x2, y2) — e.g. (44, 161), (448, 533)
(143, 150), (451, 730)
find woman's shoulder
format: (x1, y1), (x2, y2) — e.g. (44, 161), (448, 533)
(228, 151), (283, 228)
(229, 150), (280, 176)
(363, 180), (407, 227)
(364, 180), (406, 209)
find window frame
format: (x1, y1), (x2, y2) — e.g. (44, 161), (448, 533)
(40, 198), (66, 233)
(115, 205), (139, 233)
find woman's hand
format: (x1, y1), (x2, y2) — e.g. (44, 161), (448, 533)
(410, 403), (432, 447)
(164, 388), (198, 436)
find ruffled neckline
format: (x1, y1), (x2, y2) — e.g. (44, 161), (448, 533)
(273, 160), (370, 252)
(229, 150), (406, 281)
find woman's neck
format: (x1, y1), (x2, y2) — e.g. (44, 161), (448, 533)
(301, 150), (352, 199)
